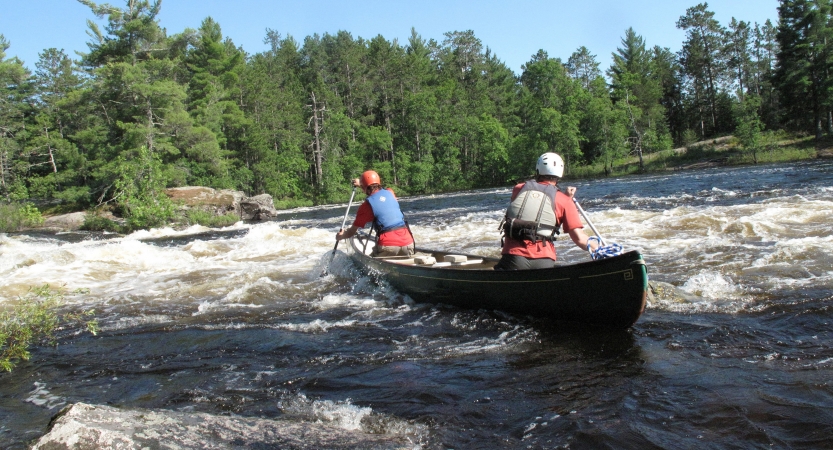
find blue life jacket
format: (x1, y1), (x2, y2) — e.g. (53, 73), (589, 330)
(366, 188), (406, 234)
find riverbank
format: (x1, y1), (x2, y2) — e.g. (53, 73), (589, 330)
(5, 133), (829, 234)
(570, 133), (824, 179)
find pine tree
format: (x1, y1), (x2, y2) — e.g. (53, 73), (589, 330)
(774, 0), (833, 137)
(0, 35), (29, 200)
(566, 46), (601, 90)
(726, 18), (754, 100)
(183, 17), (248, 189)
(752, 20), (780, 128)
(78, 0), (198, 224)
(677, 2), (729, 138)
(25, 49), (86, 202)
(607, 28), (671, 169)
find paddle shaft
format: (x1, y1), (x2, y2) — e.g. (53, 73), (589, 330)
(572, 197), (607, 247)
(331, 186), (357, 258)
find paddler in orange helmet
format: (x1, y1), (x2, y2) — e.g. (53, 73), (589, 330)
(335, 170), (415, 257)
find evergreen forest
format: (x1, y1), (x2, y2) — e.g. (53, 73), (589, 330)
(0, 1), (830, 227)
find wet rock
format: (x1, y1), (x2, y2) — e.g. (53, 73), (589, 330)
(164, 186), (279, 221)
(240, 193), (279, 220)
(648, 280), (702, 304)
(165, 186), (246, 217)
(32, 403), (411, 450)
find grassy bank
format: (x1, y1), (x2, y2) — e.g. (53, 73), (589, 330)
(569, 133), (820, 179)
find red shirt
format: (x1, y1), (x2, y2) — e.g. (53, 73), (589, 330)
(501, 181), (584, 260)
(352, 188), (414, 247)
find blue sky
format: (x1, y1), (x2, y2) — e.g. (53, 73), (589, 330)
(2, 0), (779, 75)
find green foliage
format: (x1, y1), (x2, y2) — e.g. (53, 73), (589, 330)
(112, 146), (176, 229)
(183, 209), (240, 228)
(80, 211), (124, 233)
(0, 285), (98, 372)
(734, 95), (765, 162)
(0, 203), (44, 232)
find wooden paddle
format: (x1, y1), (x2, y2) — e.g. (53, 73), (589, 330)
(322, 186), (357, 276)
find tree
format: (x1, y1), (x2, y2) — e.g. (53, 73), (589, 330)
(566, 46), (601, 90)
(579, 77), (629, 175)
(517, 50), (583, 177)
(726, 18), (754, 100)
(774, 0), (833, 137)
(652, 46), (687, 145)
(241, 31), (309, 205)
(0, 35), (29, 199)
(77, 0), (211, 207)
(24, 49), (87, 202)
(677, 2), (729, 138)
(183, 17), (248, 188)
(734, 94), (765, 162)
(608, 28), (672, 169)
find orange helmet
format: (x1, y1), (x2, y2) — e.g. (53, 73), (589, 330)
(359, 170), (381, 190)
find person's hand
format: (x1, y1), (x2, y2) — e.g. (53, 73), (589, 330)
(587, 239), (599, 252)
(351, 178), (361, 188)
(566, 186), (577, 198)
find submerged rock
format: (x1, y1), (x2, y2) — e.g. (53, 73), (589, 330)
(648, 280), (703, 304)
(32, 403), (411, 449)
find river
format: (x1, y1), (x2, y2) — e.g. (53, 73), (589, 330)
(1, 161), (832, 449)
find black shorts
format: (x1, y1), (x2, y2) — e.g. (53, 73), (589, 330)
(493, 254), (555, 270)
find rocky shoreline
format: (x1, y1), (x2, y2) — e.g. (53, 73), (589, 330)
(34, 187), (280, 233)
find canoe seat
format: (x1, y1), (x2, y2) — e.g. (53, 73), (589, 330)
(443, 254), (467, 263)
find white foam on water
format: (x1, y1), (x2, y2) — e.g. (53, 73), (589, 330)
(390, 321), (538, 359)
(100, 315), (175, 331)
(681, 270), (747, 300)
(274, 319), (362, 333)
(317, 293), (383, 310)
(0, 222), (339, 314)
(278, 391), (411, 434)
(278, 392), (429, 442)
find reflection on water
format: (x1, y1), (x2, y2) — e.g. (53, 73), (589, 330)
(1, 161), (833, 448)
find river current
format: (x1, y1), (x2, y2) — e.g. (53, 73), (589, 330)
(1, 161), (832, 449)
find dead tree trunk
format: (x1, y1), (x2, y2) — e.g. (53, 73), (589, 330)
(308, 91), (325, 188)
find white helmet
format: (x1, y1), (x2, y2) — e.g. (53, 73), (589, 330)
(536, 152), (564, 178)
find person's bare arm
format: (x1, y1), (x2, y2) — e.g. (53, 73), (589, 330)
(336, 224), (360, 241)
(568, 227), (599, 252)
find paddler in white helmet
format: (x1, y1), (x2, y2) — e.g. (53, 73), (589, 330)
(495, 152), (600, 270)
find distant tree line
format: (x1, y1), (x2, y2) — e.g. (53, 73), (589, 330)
(0, 0), (828, 225)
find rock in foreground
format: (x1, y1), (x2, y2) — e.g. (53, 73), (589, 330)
(32, 403), (412, 449)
